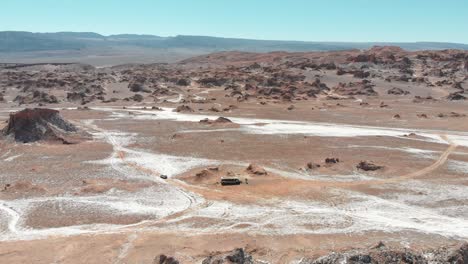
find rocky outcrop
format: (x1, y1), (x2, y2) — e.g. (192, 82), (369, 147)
(447, 92), (466, 101)
(325, 158), (340, 164)
(176, 78), (191, 86)
(174, 105), (194, 112)
(387, 87), (410, 95)
(2, 108), (86, 144)
(333, 80), (378, 96)
(128, 82), (151, 93)
(154, 255), (179, 264)
(14, 90), (59, 105)
(202, 248), (253, 264)
(299, 242), (468, 264)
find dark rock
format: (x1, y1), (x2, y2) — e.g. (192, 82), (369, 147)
(129, 82), (151, 93)
(155, 254), (179, 264)
(447, 92), (466, 101)
(202, 248), (253, 264)
(357, 161), (384, 171)
(176, 78), (191, 86)
(174, 105), (194, 112)
(325, 158), (340, 164)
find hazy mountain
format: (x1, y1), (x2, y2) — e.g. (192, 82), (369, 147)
(1, 31), (468, 53)
(1, 31), (468, 66)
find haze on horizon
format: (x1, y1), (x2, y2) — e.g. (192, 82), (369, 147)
(1, 0), (467, 44)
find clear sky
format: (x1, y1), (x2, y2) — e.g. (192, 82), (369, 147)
(1, 0), (467, 43)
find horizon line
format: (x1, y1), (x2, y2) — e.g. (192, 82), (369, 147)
(2, 30), (468, 46)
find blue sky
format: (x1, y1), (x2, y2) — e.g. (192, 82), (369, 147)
(1, 0), (467, 43)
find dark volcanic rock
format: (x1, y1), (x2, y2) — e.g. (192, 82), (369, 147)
(202, 248), (253, 264)
(2, 108), (84, 144)
(357, 161), (384, 171)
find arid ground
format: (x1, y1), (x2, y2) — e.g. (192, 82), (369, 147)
(0, 47), (467, 263)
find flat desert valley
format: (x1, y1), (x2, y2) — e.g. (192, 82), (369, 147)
(0, 47), (467, 263)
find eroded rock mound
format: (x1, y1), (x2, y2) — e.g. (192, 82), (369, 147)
(2, 108), (85, 144)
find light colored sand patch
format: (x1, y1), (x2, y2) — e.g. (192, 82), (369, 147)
(447, 160), (468, 174)
(156, 190), (468, 239)
(166, 94), (183, 103)
(3, 154), (23, 162)
(94, 107), (468, 148)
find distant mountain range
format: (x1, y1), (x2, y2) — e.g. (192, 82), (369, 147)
(1, 31), (468, 66)
(2, 31), (468, 53)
